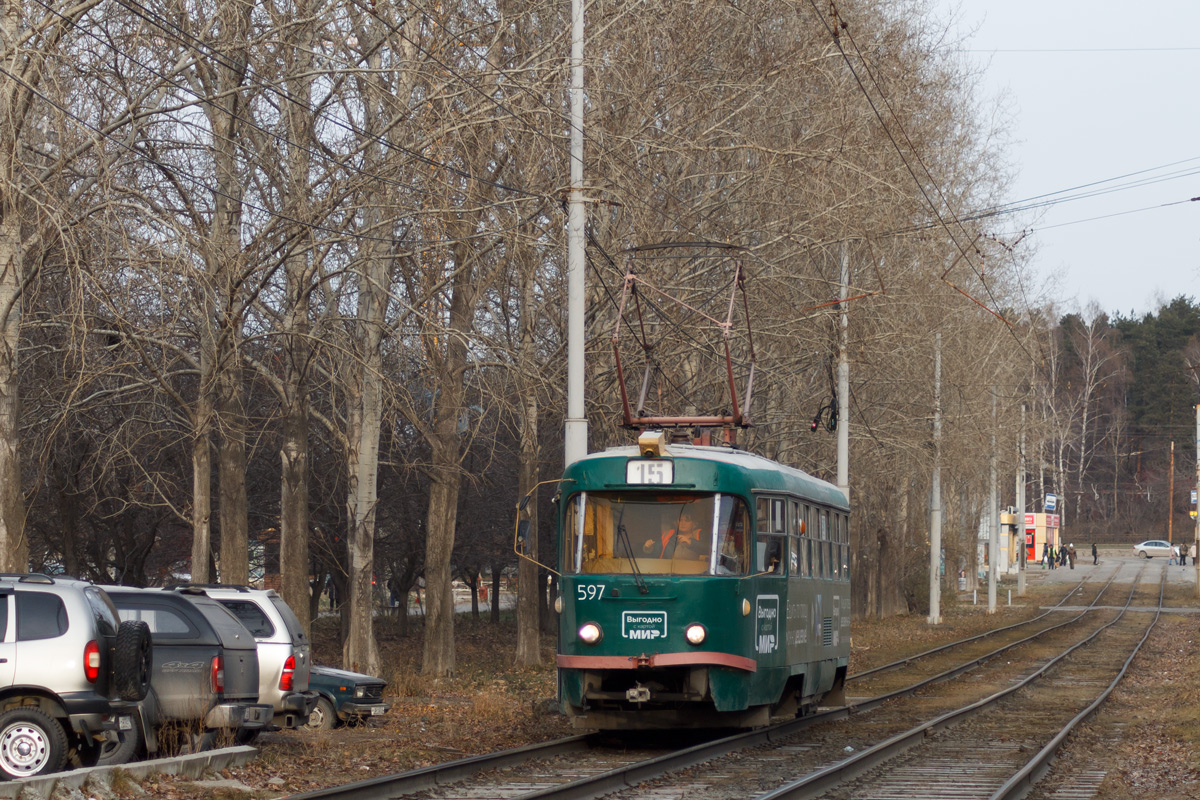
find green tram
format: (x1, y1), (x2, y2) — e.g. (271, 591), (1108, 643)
(556, 436), (851, 730)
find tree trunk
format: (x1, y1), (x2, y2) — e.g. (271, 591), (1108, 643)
(278, 9), (314, 632)
(342, 235), (386, 674)
(420, 255), (473, 677)
(422, 447), (462, 676)
(344, 339), (383, 674)
(217, 357), (249, 584)
(489, 566), (502, 624)
(515, 265), (541, 665)
(190, 378), (213, 583)
(0, 215), (25, 571)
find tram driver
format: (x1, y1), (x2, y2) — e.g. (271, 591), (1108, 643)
(644, 505), (708, 559)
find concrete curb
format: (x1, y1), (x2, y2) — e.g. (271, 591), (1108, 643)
(0, 746), (259, 799)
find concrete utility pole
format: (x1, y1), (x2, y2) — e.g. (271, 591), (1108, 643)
(988, 388), (998, 614)
(1194, 405), (1199, 596)
(837, 243), (850, 500)
(928, 332), (942, 624)
(564, 0), (587, 467)
(1169, 441), (1175, 545)
(1017, 402), (1026, 596)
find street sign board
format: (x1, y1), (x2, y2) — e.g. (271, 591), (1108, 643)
(1045, 493), (1058, 512)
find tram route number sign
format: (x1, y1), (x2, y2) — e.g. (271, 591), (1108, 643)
(622, 610), (668, 640)
(626, 459), (674, 485)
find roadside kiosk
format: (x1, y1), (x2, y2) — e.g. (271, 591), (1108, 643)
(1025, 513), (1061, 564)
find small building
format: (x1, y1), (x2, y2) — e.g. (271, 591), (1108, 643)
(1024, 513), (1061, 564)
(979, 511), (1062, 575)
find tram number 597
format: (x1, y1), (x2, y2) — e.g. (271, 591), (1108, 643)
(576, 584), (606, 601)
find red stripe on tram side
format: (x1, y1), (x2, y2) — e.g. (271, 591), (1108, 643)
(557, 652), (757, 672)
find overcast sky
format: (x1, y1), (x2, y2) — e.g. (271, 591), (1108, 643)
(934, 0), (1200, 319)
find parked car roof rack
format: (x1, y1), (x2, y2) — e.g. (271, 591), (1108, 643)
(0, 573), (56, 584)
(167, 583), (255, 593)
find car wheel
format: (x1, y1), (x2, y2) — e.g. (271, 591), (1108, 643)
(95, 723), (142, 767)
(114, 621), (153, 701)
(304, 698), (337, 731)
(233, 727), (261, 745)
(0, 707), (68, 778)
(1140, 551), (1150, 559)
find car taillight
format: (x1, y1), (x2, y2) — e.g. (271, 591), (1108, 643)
(279, 655), (295, 692)
(211, 655), (224, 693)
(84, 641), (100, 683)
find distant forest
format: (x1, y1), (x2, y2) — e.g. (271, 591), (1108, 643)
(1046, 295), (1200, 543)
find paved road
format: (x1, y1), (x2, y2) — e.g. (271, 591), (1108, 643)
(1024, 550), (1200, 585)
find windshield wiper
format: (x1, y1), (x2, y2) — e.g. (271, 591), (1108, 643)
(615, 515), (649, 595)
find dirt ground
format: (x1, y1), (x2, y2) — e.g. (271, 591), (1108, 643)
(127, 556), (1200, 799)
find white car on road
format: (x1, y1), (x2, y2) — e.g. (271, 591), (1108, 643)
(1133, 540), (1174, 558)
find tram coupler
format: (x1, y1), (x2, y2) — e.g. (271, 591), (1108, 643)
(626, 685), (651, 703)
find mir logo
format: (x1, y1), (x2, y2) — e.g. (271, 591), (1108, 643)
(756, 595), (780, 654)
(622, 610), (668, 640)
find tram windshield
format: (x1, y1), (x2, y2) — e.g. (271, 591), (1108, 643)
(564, 492), (750, 576)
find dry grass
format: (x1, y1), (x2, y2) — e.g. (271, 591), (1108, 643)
(118, 577), (1200, 798)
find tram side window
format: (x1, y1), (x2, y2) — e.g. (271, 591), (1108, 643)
(842, 513), (852, 580)
(757, 534), (785, 574)
(787, 500), (801, 574)
(715, 496), (750, 575)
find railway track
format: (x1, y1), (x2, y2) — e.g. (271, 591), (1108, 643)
(280, 566), (1171, 800)
(286, 565), (1163, 800)
(756, 568), (1164, 800)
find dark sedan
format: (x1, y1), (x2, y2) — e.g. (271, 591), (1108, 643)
(304, 666), (390, 730)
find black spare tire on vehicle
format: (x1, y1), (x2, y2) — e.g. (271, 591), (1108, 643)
(114, 620), (152, 701)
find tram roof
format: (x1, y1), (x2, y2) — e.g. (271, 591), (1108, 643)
(568, 444), (849, 511)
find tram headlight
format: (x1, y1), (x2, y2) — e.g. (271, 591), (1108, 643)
(578, 622), (603, 644)
(742, 599), (751, 616)
(685, 624), (707, 646)
(554, 596), (563, 614)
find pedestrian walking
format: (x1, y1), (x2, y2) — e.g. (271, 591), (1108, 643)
(1182, 547), (1188, 567)
(1048, 545), (1056, 570)
(1091, 542), (1098, 565)
(1042, 542), (1050, 569)
(1170, 545), (1179, 565)
(1067, 543), (1076, 569)
(1059, 546), (1067, 568)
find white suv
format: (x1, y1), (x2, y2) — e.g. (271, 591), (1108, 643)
(0, 574), (151, 777)
(167, 585), (316, 731)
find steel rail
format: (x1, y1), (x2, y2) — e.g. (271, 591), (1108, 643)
(509, 566), (1134, 800)
(850, 572), (1100, 680)
(989, 571), (1165, 800)
(284, 735), (593, 800)
(283, 565), (1134, 800)
(755, 567), (1157, 800)
(845, 568), (1121, 712)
